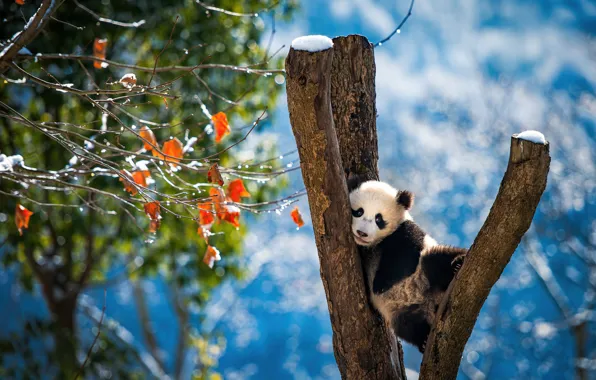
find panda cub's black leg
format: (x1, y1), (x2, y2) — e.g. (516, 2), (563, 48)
(421, 246), (467, 292)
(392, 304), (431, 353)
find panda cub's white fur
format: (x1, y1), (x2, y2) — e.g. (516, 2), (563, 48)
(348, 176), (467, 352)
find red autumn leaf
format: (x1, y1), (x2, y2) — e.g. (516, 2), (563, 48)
(15, 204), (33, 236)
(119, 169), (138, 195)
(139, 126), (157, 151)
(144, 201), (160, 220)
(15, 0), (25, 5)
(212, 112), (230, 143)
(227, 179), (250, 202)
(144, 201), (161, 232)
(207, 163), (224, 186)
(203, 245), (221, 269)
(220, 204), (241, 228)
(198, 202), (215, 226)
(290, 206), (305, 228)
(162, 137), (184, 167)
(93, 38), (108, 69)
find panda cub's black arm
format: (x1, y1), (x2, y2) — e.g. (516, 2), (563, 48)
(421, 246), (467, 292)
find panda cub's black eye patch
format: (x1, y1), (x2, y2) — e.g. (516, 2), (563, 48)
(352, 208), (364, 218)
(375, 213), (386, 229)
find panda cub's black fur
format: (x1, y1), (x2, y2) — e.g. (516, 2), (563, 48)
(348, 176), (467, 353)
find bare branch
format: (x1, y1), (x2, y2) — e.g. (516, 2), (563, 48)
(420, 136), (550, 380)
(74, 0), (146, 28)
(373, 0), (415, 47)
(0, 0), (59, 73)
(16, 54), (284, 75)
(195, 0), (279, 17)
(74, 289), (106, 380)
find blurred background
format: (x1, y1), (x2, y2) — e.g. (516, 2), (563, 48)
(1, 0), (595, 379)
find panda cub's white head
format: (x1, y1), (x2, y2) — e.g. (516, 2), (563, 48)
(349, 180), (414, 247)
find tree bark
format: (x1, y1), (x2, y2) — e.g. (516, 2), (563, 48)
(286, 38), (400, 379)
(330, 35), (379, 181)
(420, 135), (550, 380)
(330, 35), (406, 378)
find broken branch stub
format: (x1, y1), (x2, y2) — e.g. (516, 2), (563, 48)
(420, 135), (551, 380)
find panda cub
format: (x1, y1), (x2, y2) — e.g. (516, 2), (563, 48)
(348, 176), (467, 353)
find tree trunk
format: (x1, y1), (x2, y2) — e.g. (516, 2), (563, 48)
(330, 35), (379, 181)
(420, 136), (550, 379)
(286, 36), (401, 379)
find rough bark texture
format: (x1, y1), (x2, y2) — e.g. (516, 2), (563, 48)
(286, 43), (400, 379)
(330, 35), (406, 378)
(330, 35), (379, 181)
(420, 136), (551, 380)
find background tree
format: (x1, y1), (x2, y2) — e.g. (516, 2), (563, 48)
(0, 0), (298, 378)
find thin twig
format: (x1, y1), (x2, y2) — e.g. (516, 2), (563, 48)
(74, 289), (107, 380)
(373, 0), (415, 47)
(74, 0), (146, 28)
(195, 0), (279, 17)
(147, 16), (180, 87)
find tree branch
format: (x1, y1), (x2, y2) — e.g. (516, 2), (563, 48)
(0, 0), (59, 73)
(286, 38), (399, 379)
(132, 281), (166, 374)
(420, 135), (550, 380)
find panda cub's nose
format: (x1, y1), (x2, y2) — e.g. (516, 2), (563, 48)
(357, 230), (368, 238)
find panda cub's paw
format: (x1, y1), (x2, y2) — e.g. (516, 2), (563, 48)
(451, 255), (465, 274)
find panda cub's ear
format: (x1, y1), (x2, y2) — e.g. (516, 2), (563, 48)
(347, 173), (366, 192)
(397, 190), (414, 210)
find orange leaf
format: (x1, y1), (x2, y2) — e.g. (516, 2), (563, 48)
(203, 245), (221, 269)
(212, 112), (230, 143)
(15, 204), (33, 236)
(15, 0), (25, 5)
(139, 126), (157, 151)
(144, 201), (161, 232)
(227, 179), (250, 202)
(198, 202), (215, 226)
(132, 170), (148, 188)
(220, 204), (241, 228)
(93, 38), (108, 69)
(144, 201), (160, 220)
(209, 187), (226, 217)
(207, 163), (224, 186)
(290, 206), (305, 228)
(119, 170), (138, 195)
(162, 138), (183, 167)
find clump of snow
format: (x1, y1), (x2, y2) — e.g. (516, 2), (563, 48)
(291, 35), (333, 52)
(516, 130), (546, 144)
(0, 154), (24, 172)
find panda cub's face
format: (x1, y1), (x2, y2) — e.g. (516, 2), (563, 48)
(349, 181), (413, 247)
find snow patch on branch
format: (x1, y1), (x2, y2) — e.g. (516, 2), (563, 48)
(516, 130), (546, 144)
(0, 154), (24, 172)
(291, 35), (333, 52)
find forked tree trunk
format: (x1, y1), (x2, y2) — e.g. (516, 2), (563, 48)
(286, 34), (550, 380)
(286, 36), (402, 379)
